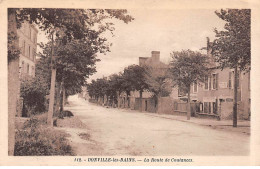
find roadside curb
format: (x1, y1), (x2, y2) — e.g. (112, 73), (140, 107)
(144, 113), (250, 135)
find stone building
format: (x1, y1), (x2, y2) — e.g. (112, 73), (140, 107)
(118, 51), (168, 112)
(169, 38), (251, 120)
(16, 22), (38, 117)
(189, 39), (250, 120)
(17, 22), (38, 78)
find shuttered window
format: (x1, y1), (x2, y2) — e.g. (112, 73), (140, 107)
(204, 76), (209, 90)
(212, 73), (218, 90)
(209, 76), (211, 90)
(193, 81), (198, 93)
(228, 72), (232, 89)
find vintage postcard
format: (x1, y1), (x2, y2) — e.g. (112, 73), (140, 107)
(0, 0), (260, 166)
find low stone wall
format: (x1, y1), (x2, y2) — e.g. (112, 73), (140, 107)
(157, 97), (175, 115)
(134, 98), (156, 113)
(158, 97), (198, 117)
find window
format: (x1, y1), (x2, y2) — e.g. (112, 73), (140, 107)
(32, 48), (36, 61)
(209, 76), (212, 90)
(200, 103), (203, 112)
(204, 76), (209, 90)
(23, 41), (26, 55)
(213, 102), (217, 114)
(178, 87), (186, 97)
(27, 64), (29, 74)
(28, 46), (31, 59)
(204, 102), (211, 114)
(228, 72), (232, 89)
(21, 61), (24, 74)
(193, 81), (198, 93)
(29, 27), (31, 39)
(31, 66), (35, 76)
(212, 74), (218, 90)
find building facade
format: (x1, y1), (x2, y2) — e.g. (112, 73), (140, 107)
(172, 39), (251, 120)
(17, 22), (38, 78)
(118, 51), (168, 112)
(16, 22), (38, 117)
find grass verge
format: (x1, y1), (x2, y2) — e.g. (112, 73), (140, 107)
(14, 116), (74, 156)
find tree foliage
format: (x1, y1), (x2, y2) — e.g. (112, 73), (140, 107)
(211, 9), (251, 71)
(20, 76), (49, 116)
(169, 50), (210, 119)
(144, 66), (171, 98)
(169, 50), (210, 92)
(87, 65), (149, 109)
(122, 65), (149, 93)
(8, 9), (20, 63)
(8, 32), (20, 62)
(87, 78), (109, 99)
(15, 9), (133, 46)
(39, 37), (101, 96)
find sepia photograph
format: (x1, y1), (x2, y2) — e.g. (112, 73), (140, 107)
(1, 0), (260, 166)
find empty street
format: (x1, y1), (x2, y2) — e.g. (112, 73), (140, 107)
(61, 96), (250, 156)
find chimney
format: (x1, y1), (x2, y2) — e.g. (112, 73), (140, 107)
(151, 51), (160, 62)
(206, 37), (212, 56)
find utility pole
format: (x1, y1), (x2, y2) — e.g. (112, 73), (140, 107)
(233, 66), (238, 127)
(187, 85), (191, 120)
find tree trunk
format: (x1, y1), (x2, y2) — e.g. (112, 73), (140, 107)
(233, 66), (238, 127)
(8, 10), (19, 156)
(126, 92), (130, 108)
(156, 95), (160, 113)
(54, 82), (61, 117)
(117, 92), (121, 108)
(139, 90), (143, 112)
(47, 33), (56, 126)
(123, 97), (125, 108)
(187, 86), (191, 120)
(60, 81), (65, 112)
(112, 96), (114, 108)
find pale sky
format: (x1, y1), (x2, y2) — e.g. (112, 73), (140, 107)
(37, 9), (226, 82)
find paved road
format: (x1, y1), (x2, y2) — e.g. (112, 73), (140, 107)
(64, 95), (249, 156)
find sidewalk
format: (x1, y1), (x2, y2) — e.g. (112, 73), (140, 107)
(144, 113), (250, 135)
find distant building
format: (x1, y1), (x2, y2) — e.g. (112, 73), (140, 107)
(119, 51), (168, 112)
(139, 51), (168, 69)
(17, 22), (38, 78)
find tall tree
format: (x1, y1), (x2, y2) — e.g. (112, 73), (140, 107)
(211, 9), (250, 127)
(123, 65), (149, 111)
(12, 8), (133, 126)
(169, 50), (210, 120)
(107, 74), (123, 107)
(41, 37), (100, 114)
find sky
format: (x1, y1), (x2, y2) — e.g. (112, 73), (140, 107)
(37, 9), (226, 82)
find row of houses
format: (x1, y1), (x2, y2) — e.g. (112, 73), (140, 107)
(108, 39), (250, 121)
